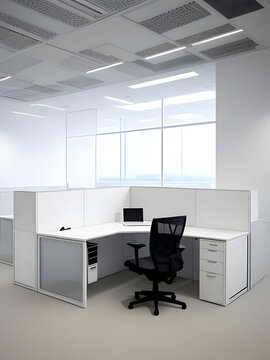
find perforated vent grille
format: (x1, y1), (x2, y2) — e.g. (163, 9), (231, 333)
(0, 26), (40, 50)
(139, 1), (211, 34)
(86, 0), (146, 12)
(0, 12), (58, 40)
(200, 38), (257, 59)
(58, 76), (104, 89)
(1, 88), (40, 101)
(26, 85), (61, 94)
(177, 24), (235, 46)
(0, 54), (41, 74)
(79, 49), (121, 63)
(11, 0), (91, 27)
(134, 54), (204, 71)
(58, 56), (101, 72)
(136, 42), (177, 58)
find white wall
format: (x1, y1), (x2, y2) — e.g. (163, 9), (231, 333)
(0, 98), (66, 187)
(216, 48), (270, 270)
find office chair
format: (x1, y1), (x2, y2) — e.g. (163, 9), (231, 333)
(124, 216), (187, 316)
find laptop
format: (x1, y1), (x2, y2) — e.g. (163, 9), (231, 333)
(123, 208), (151, 226)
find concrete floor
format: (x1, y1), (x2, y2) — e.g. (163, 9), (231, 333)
(0, 263), (269, 360)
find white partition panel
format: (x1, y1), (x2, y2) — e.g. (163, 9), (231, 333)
(0, 191), (13, 216)
(37, 190), (84, 233)
(85, 187), (130, 226)
(196, 190), (250, 231)
(130, 187), (196, 226)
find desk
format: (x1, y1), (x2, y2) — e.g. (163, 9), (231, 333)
(37, 223), (248, 308)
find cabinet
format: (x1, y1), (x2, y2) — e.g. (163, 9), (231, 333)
(199, 236), (248, 306)
(0, 218), (13, 264)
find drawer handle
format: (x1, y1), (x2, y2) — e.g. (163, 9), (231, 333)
(209, 243), (218, 247)
(206, 273), (217, 277)
(207, 249), (217, 253)
(90, 265), (97, 270)
(207, 260), (217, 264)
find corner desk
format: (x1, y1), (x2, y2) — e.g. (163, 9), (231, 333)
(37, 223), (248, 308)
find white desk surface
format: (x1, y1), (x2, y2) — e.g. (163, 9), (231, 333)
(38, 222), (248, 242)
(0, 215), (13, 220)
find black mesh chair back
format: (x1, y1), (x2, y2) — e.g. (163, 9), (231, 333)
(150, 216), (186, 277)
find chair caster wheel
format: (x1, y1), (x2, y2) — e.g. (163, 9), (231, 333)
(135, 292), (140, 299)
(182, 304), (187, 310)
(154, 309), (159, 316)
(128, 304), (133, 309)
(171, 294), (176, 300)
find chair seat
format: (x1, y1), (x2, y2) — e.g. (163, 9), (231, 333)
(124, 256), (155, 272)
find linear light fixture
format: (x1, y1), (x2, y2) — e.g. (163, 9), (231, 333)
(138, 118), (157, 122)
(86, 62), (123, 74)
(31, 103), (65, 111)
(169, 113), (201, 119)
(104, 96), (133, 105)
(145, 46), (186, 60)
(0, 75), (11, 82)
(12, 111), (47, 119)
(129, 71), (198, 89)
(104, 118), (119, 122)
(192, 29), (244, 46)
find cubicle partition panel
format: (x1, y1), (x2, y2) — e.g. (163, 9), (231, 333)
(0, 190), (13, 216)
(130, 187), (196, 226)
(37, 190), (85, 233)
(84, 187), (130, 226)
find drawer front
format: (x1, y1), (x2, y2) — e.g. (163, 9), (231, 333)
(88, 265), (98, 284)
(200, 239), (225, 252)
(200, 259), (224, 275)
(200, 271), (224, 305)
(200, 248), (224, 262)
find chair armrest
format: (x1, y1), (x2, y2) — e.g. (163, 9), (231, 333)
(127, 242), (146, 267)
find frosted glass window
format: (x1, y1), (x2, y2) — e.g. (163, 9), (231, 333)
(96, 133), (120, 185)
(122, 129), (161, 185)
(163, 127), (182, 184)
(182, 124), (215, 184)
(67, 136), (95, 188)
(67, 109), (97, 137)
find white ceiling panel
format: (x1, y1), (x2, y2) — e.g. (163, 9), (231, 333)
(245, 22), (270, 46)
(50, 16), (162, 53)
(22, 44), (73, 63)
(85, 67), (136, 82)
(0, 47), (14, 61)
(17, 63), (76, 85)
(0, 54), (42, 74)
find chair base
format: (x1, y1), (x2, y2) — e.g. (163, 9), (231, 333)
(128, 282), (187, 316)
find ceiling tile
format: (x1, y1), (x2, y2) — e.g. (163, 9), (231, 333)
(136, 42), (177, 57)
(0, 54), (42, 74)
(0, 25), (40, 51)
(0, 47), (15, 61)
(203, 0), (263, 19)
(87, 0), (147, 12)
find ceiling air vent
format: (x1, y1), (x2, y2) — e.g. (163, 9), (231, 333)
(79, 49), (121, 63)
(136, 42), (177, 58)
(200, 38), (257, 59)
(58, 55), (101, 73)
(26, 85), (61, 95)
(177, 24), (236, 46)
(134, 54), (204, 72)
(86, 0), (147, 13)
(139, 1), (211, 34)
(0, 12), (58, 40)
(57, 0), (107, 18)
(10, 0), (91, 27)
(0, 26), (40, 50)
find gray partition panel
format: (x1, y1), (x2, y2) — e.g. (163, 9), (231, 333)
(40, 237), (84, 302)
(0, 219), (13, 264)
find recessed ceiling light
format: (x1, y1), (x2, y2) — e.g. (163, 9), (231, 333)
(0, 75), (11, 82)
(104, 96), (133, 105)
(129, 71), (198, 89)
(192, 29), (244, 46)
(145, 46), (186, 60)
(31, 104), (65, 111)
(86, 62), (123, 74)
(169, 113), (201, 119)
(12, 111), (47, 119)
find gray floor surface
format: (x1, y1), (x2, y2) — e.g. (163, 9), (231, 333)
(0, 263), (269, 360)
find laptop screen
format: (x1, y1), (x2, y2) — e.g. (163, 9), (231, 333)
(123, 208), (144, 222)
